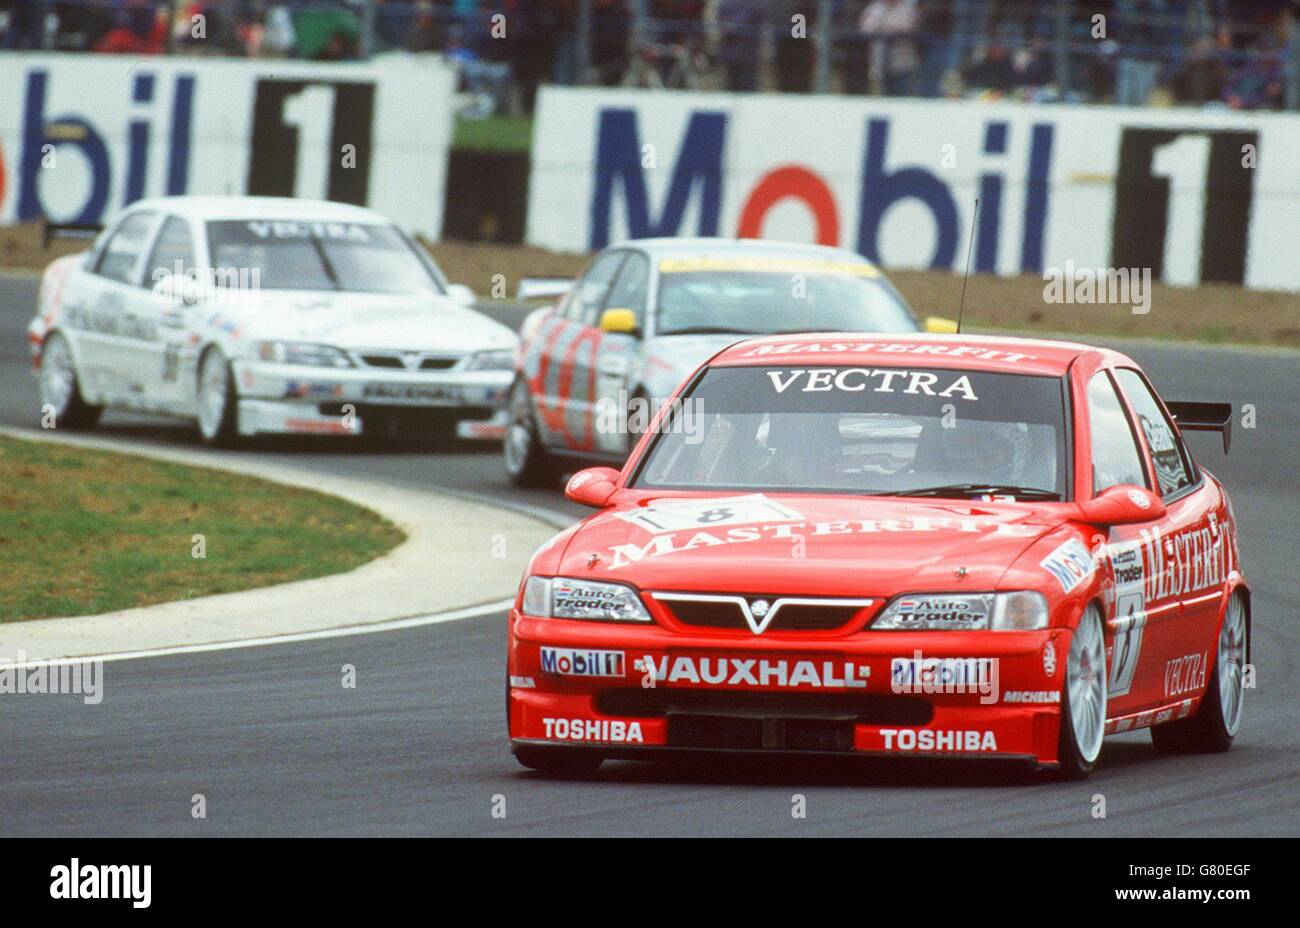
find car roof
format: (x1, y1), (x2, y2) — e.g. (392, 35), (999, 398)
(624, 237), (872, 264)
(709, 332), (1137, 377)
(122, 195), (389, 224)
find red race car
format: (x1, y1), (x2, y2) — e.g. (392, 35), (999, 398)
(507, 333), (1248, 778)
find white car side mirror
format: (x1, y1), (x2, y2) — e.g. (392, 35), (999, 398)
(446, 284), (476, 306)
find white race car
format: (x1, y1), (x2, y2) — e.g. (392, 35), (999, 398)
(28, 196), (517, 444)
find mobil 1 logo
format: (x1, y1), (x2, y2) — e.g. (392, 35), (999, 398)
(1111, 127), (1257, 286)
(247, 79), (375, 206)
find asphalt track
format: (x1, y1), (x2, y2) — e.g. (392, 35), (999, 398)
(1, 271), (1297, 836)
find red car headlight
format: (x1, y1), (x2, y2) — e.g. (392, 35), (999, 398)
(871, 591), (1048, 631)
(522, 576), (652, 622)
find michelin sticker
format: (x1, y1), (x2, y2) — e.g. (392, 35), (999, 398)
(1040, 538), (1096, 593)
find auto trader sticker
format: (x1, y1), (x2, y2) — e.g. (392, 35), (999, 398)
(615, 494), (803, 535)
(1107, 541), (1147, 697)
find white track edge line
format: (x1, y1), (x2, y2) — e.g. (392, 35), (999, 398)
(6, 597), (516, 668)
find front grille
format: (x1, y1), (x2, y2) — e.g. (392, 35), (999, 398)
(315, 403), (495, 436)
(356, 353), (462, 370)
(653, 593), (870, 633)
(669, 717), (857, 752)
(597, 689), (933, 726)
(419, 357), (458, 370)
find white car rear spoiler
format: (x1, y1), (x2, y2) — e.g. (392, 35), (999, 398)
(516, 277), (573, 301)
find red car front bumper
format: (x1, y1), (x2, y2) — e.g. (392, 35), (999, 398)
(508, 612), (1073, 766)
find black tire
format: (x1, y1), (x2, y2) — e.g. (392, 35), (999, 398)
(38, 334), (103, 429)
(1055, 606), (1107, 780)
(1151, 594), (1246, 755)
(195, 348), (240, 447)
(503, 377), (561, 488)
(512, 745), (603, 777)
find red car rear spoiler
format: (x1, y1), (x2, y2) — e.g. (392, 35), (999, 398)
(1166, 401), (1232, 453)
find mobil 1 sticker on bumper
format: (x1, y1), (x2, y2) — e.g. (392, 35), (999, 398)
(540, 647), (626, 678)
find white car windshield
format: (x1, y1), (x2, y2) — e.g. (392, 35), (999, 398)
(206, 220), (442, 293)
(656, 266), (916, 336)
(635, 365), (1069, 499)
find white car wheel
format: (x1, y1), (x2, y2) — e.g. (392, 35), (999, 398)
(196, 349), (236, 445)
(503, 378), (558, 487)
(1067, 605), (1107, 764)
(1152, 590), (1247, 754)
(1056, 604), (1107, 778)
(39, 334), (102, 429)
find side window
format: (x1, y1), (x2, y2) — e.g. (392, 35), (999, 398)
(1086, 371), (1148, 493)
(604, 252), (650, 328)
(568, 251), (626, 326)
(1114, 367), (1196, 497)
(144, 216), (196, 285)
(94, 211), (156, 285)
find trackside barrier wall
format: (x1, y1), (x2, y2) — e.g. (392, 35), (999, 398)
(527, 86), (1300, 292)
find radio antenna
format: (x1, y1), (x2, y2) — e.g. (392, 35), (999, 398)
(957, 197), (980, 335)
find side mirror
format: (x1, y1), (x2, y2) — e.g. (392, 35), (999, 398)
(1077, 484), (1166, 526)
(565, 466), (622, 508)
(924, 316), (959, 334)
(446, 283), (476, 306)
(599, 307), (638, 334)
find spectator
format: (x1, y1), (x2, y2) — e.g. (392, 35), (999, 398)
(261, 4), (296, 57)
(914, 0), (954, 98)
(3, 0), (48, 50)
(95, 3), (166, 55)
(1114, 0), (1189, 107)
(963, 40), (1019, 93)
(859, 0), (920, 97)
(1223, 34), (1286, 109)
(446, 21), (512, 117)
(1172, 36), (1227, 104)
(772, 0), (815, 92)
(1014, 24), (1056, 90)
(591, 0), (631, 86)
(717, 0), (763, 91)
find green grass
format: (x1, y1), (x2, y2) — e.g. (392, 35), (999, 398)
(0, 437), (405, 622)
(452, 115), (533, 152)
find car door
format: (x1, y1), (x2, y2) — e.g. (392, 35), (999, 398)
(139, 214), (201, 410)
(532, 250), (626, 451)
(1112, 366), (1223, 709)
(75, 210), (159, 403)
(587, 250), (648, 455)
(1083, 368), (1179, 716)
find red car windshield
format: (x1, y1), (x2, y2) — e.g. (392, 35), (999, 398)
(633, 365), (1070, 499)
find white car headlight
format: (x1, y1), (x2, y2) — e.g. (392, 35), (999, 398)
(522, 576), (651, 622)
(464, 348), (516, 372)
(872, 591), (1048, 631)
(256, 341), (353, 368)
